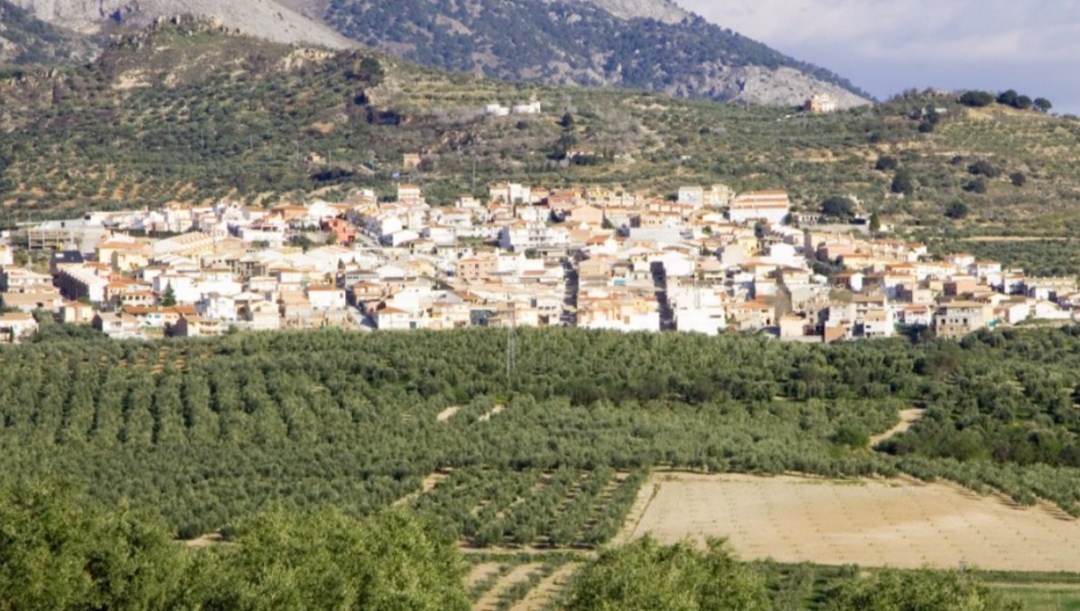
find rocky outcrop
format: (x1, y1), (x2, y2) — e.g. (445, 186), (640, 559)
(10, 0), (356, 49)
(583, 0), (688, 23)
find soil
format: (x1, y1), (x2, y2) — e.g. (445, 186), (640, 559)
(473, 563), (542, 611)
(437, 406), (460, 422)
(510, 563), (581, 611)
(465, 563), (503, 590)
(392, 471), (449, 507)
(620, 473), (1080, 572)
(869, 408), (923, 447)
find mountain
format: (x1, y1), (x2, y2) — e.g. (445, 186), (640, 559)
(10, 0), (870, 108)
(318, 0), (872, 108)
(7, 0), (355, 49)
(0, 0), (98, 64)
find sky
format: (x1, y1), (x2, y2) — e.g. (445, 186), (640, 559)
(680, 0), (1080, 113)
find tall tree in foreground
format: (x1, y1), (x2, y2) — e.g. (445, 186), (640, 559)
(824, 568), (1022, 611)
(566, 537), (770, 611)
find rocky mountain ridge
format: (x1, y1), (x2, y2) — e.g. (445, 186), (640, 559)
(8, 0), (355, 48)
(8, 0), (871, 109)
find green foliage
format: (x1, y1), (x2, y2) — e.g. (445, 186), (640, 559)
(820, 195), (856, 221)
(945, 201), (970, 219)
(969, 159), (1001, 178)
(195, 508), (470, 611)
(566, 537), (770, 611)
(2, 326), (1080, 530)
(823, 568), (1022, 610)
(1010, 171), (1027, 187)
(160, 282), (177, 307)
(1033, 97), (1053, 112)
(960, 91), (995, 107)
(0, 481), (185, 611)
(0, 481), (470, 611)
(831, 425), (869, 448)
(964, 178), (988, 194)
(891, 170), (915, 196)
(874, 155), (898, 171)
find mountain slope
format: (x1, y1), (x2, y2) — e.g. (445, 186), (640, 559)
(2, 20), (1077, 243)
(9, 0), (356, 49)
(320, 0), (871, 108)
(0, 0), (98, 64)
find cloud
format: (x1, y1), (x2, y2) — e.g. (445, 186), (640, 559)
(677, 0), (1080, 106)
(682, 0), (1080, 61)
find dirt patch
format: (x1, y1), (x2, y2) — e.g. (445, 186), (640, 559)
(465, 563), (503, 589)
(623, 473), (1080, 572)
(510, 562), (580, 611)
(478, 404), (505, 423)
(392, 471), (450, 507)
(474, 563), (542, 611)
(437, 406), (461, 422)
(184, 532), (225, 548)
(869, 408), (924, 447)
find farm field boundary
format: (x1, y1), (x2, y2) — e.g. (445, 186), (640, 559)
(622, 472), (1080, 572)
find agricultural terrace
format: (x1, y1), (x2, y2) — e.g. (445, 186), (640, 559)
(2, 326), (1080, 547)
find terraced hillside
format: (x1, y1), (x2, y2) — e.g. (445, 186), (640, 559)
(1, 20), (1079, 239)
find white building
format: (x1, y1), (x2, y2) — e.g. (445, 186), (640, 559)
(499, 223), (570, 252)
(306, 286), (347, 311)
(512, 101), (542, 115)
(0, 312), (38, 343)
(490, 183), (531, 205)
(729, 191), (791, 226)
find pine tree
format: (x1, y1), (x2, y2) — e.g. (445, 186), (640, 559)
(161, 282), (177, 307)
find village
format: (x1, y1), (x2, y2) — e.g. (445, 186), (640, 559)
(0, 179), (1076, 343)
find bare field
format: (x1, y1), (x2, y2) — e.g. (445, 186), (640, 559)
(621, 473), (1080, 572)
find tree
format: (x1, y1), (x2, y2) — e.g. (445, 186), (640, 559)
(824, 568), (1021, 611)
(875, 155), (898, 171)
(1010, 171), (1027, 187)
(1034, 97), (1053, 112)
(869, 210), (881, 234)
(821, 196), (856, 221)
(968, 159), (1000, 178)
(566, 537), (770, 611)
(560, 112), (575, 130)
(832, 425), (869, 448)
(891, 170), (915, 196)
(161, 282), (177, 307)
(945, 201), (969, 219)
(197, 508), (471, 611)
(997, 89), (1019, 107)
(1016, 95), (1033, 110)
(0, 481), (188, 611)
(959, 90), (994, 107)
(964, 178), (987, 194)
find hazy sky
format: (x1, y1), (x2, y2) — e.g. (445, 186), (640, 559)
(680, 0), (1080, 113)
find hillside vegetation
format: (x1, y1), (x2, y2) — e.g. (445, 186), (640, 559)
(322, 0), (870, 107)
(0, 0), (98, 64)
(1, 21), (1078, 240)
(6, 324), (1080, 540)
